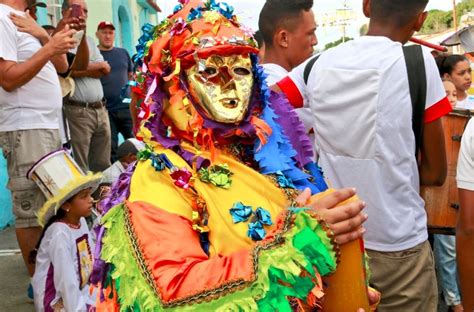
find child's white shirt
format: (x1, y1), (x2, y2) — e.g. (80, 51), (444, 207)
(32, 217), (95, 312)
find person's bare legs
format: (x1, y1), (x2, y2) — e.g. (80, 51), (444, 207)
(16, 227), (42, 276)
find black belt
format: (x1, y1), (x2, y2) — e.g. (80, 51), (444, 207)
(66, 99), (104, 109)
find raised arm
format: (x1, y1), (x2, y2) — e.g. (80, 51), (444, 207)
(55, 8), (89, 71)
(0, 26), (77, 92)
(9, 11), (69, 74)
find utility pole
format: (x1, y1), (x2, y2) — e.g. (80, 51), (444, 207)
(337, 0), (351, 43)
(453, 0), (458, 31)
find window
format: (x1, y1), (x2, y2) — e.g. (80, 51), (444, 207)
(46, 0), (63, 26)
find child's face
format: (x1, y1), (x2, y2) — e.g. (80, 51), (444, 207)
(443, 80), (457, 108)
(67, 188), (93, 218)
(444, 60), (472, 92)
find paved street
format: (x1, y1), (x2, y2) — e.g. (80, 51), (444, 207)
(0, 226), (34, 312)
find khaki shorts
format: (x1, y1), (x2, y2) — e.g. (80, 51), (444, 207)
(0, 129), (60, 228)
(367, 240), (438, 311)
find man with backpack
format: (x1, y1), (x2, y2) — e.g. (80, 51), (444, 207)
(276, 0), (452, 309)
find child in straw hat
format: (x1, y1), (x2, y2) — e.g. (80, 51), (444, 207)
(27, 150), (102, 311)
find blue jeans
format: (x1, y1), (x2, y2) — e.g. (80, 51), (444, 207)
(433, 234), (461, 306)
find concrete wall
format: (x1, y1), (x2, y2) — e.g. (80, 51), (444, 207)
(0, 153), (13, 230)
(86, 0), (158, 55)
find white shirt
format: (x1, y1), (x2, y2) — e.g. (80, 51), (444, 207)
(457, 118), (474, 191)
(262, 63), (314, 134)
(0, 4), (62, 132)
(280, 36), (452, 251)
(455, 95), (474, 110)
(32, 218), (95, 312)
(69, 36), (104, 103)
(262, 63), (289, 85)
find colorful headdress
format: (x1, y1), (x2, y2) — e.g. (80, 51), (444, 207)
(144, 0), (258, 76)
(132, 0), (268, 153)
(27, 150), (102, 227)
(128, 0), (326, 194)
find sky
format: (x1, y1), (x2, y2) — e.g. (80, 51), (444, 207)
(157, 0), (457, 46)
(159, 0), (455, 28)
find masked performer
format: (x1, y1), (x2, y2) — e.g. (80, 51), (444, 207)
(92, 0), (369, 310)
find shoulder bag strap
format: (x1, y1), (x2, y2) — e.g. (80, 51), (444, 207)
(303, 54), (322, 85)
(403, 45), (427, 156)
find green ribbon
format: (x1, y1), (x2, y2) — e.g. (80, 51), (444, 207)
(292, 213), (336, 276)
(257, 267), (314, 312)
(198, 164), (233, 189)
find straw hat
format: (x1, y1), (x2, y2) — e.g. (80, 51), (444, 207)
(27, 150), (102, 227)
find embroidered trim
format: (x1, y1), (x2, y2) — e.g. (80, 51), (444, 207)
(123, 203), (162, 299)
(266, 174), (299, 207)
(122, 203), (295, 308)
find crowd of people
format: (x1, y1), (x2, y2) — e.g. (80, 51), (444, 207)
(0, 0), (473, 311)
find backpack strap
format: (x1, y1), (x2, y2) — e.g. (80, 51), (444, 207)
(403, 45), (427, 156)
(303, 54), (321, 85)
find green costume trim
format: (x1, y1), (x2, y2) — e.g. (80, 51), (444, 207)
(100, 205), (337, 311)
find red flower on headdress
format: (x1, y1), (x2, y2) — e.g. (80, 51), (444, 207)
(170, 18), (188, 36)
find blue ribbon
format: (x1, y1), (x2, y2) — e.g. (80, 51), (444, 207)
(217, 2), (234, 19)
(150, 154), (165, 172)
(274, 171), (295, 189)
(247, 222), (266, 241)
(173, 4), (183, 13)
(255, 207), (273, 226)
(147, 153), (175, 172)
(229, 203), (273, 241)
(159, 154), (174, 170)
(133, 23), (155, 67)
(187, 7), (203, 21)
(204, 0), (234, 19)
(229, 202), (253, 223)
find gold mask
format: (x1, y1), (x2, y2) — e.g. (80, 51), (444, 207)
(186, 54), (254, 124)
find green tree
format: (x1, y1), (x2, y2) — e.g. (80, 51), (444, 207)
(359, 24), (368, 36)
(456, 0), (474, 23)
(324, 37), (353, 50)
(419, 0), (474, 34)
(420, 9), (453, 34)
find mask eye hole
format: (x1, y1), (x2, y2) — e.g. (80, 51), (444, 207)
(233, 67), (251, 76)
(201, 66), (218, 78)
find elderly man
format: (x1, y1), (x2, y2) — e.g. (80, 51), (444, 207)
(0, 0), (76, 281)
(62, 0), (112, 172)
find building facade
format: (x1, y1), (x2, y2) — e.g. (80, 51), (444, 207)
(35, 0), (160, 54)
